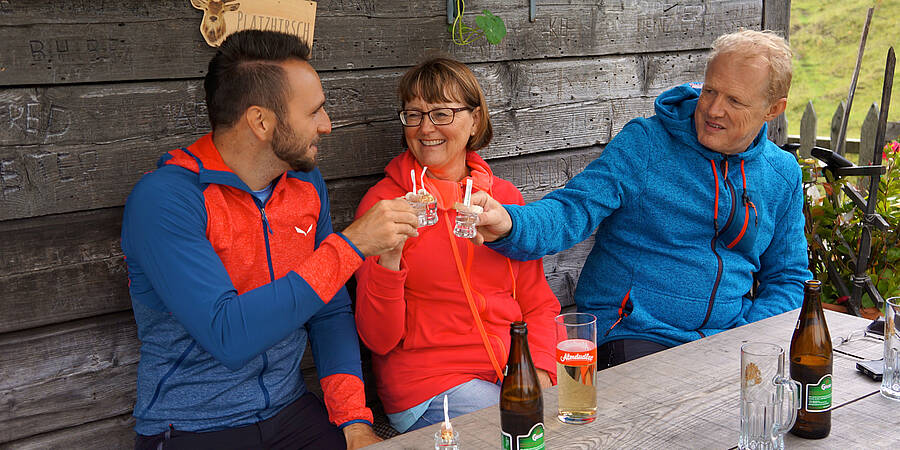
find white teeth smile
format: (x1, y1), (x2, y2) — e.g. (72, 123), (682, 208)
(421, 139), (446, 146)
(708, 122), (725, 129)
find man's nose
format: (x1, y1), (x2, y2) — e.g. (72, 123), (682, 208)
(707, 95), (726, 117)
(319, 109), (332, 135)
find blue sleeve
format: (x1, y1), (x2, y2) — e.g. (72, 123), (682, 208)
(487, 121), (651, 261)
(740, 167), (812, 324)
(306, 171), (364, 378)
(121, 170), (327, 371)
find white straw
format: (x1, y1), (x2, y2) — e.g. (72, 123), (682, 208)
(463, 178), (473, 206)
(420, 166), (428, 192)
(443, 394), (450, 427)
(410, 169), (416, 194)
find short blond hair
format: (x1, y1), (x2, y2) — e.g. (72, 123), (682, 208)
(708, 29), (793, 102)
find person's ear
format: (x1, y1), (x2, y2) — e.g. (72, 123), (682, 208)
(470, 106), (481, 136)
(245, 106), (275, 141)
(764, 97), (787, 121)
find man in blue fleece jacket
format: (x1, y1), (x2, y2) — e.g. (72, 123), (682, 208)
(473, 30), (812, 367)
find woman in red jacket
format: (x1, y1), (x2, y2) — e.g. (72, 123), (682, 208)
(354, 58), (560, 433)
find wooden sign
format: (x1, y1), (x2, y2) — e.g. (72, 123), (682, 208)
(190, 0), (317, 48)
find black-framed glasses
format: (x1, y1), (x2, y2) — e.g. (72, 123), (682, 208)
(398, 107), (472, 127)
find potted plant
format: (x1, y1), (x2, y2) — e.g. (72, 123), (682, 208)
(800, 139), (900, 318)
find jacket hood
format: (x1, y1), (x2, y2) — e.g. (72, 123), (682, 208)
(654, 83), (770, 162)
(383, 150), (495, 210)
(158, 132), (288, 194)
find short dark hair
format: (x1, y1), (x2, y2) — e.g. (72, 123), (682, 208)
(204, 30), (311, 130)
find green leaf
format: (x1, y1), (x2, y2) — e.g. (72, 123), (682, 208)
(475, 10), (507, 44)
(861, 292), (875, 309)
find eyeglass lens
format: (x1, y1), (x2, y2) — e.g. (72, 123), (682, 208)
(400, 108), (459, 126)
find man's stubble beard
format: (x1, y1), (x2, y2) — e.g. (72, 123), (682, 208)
(272, 120), (317, 172)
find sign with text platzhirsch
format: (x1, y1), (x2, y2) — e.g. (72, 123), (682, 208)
(190, 0), (317, 48)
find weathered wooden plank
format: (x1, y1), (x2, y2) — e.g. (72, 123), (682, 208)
(0, 314), (138, 443)
(0, 414), (134, 450)
(0, 312), (322, 444)
(762, 0), (791, 38)
(1, 53), (702, 221)
(831, 101), (846, 156)
(0, 257), (129, 334)
(859, 102), (879, 166)
(799, 100), (817, 158)
(0, 208), (122, 276)
(0, 0), (759, 85)
(2, 145), (603, 332)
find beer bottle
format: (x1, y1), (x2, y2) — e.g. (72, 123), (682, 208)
(500, 321), (545, 450)
(789, 279), (832, 438)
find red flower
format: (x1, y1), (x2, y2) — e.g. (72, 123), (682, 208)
(835, 295), (849, 305)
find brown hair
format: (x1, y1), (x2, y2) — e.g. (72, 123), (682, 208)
(205, 30), (311, 130)
(708, 29), (793, 102)
(397, 58), (493, 151)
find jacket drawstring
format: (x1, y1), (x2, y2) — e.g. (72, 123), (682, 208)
(709, 160), (720, 233)
(726, 159), (755, 249)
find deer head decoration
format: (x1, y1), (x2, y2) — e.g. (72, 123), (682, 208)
(191, 0), (241, 46)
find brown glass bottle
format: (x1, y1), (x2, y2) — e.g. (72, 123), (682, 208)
(500, 322), (545, 450)
(789, 280), (833, 438)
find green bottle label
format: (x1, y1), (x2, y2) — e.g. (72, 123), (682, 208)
(805, 374), (832, 412)
(502, 423), (545, 450)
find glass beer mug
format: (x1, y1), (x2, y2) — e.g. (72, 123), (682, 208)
(739, 342), (800, 450)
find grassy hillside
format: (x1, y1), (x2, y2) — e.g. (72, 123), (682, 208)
(788, 0), (899, 141)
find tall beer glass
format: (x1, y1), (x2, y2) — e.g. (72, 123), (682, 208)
(555, 312), (597, 424)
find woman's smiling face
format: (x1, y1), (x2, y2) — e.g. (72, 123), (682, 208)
(403, 96), (480, 181)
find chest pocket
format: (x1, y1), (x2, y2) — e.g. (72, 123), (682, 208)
(720, 187), (758, 254)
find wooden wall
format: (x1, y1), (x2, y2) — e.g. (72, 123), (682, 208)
(0, 0), (785, 447)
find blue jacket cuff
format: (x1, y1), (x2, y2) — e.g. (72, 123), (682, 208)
(338, 419), (373, 429)
(335, 231), (366, 259)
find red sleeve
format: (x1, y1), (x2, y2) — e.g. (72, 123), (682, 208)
(320, 373), (374, 426)
(355, 256), (409, 355)
(353, 181), (410, 355)
(297, 233), (363, 303)
(494, 176), (560, 384)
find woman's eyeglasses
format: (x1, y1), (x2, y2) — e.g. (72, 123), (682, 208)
(398, 107), (472, 127)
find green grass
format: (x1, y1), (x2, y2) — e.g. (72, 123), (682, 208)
(788, 0), (899, 140)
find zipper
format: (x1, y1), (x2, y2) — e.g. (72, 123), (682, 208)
(140, 341), (197, 416)
(698, 159), (735, 332)
(255, 203), (274, 410)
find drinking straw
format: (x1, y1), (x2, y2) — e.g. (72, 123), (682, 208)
(410, 169), (416, 194)
(463, 178), (473, 206)
(440, 394), (453, 439)
(420, 166), (428, 192)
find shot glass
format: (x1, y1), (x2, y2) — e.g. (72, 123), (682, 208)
(406, 191), (438, 227)
(453, 203), (482, 238)
(882, 297), (900, 401)
(433, 430), (459, 450)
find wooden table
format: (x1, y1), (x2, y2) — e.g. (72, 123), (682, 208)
(366, 309), (899, 449)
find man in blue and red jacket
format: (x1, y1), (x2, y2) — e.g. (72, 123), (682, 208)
(121, 30), (418, 449)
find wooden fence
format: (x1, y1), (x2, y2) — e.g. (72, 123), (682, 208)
(790, 99), (900, 161)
